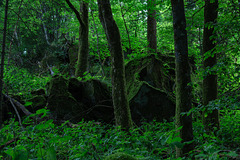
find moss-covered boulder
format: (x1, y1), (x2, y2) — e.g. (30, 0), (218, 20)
(125, 55), (175, 125)
(139, 54), (175, 93)
(68, 78), (93, 105)
(68, 78), (113, 123)
(125, 54), (175, 94)
(46, 75), (84, 120)
(68, 78), (112, 105)
(130, 82), (175, 125)
(104, 152), (138, 160)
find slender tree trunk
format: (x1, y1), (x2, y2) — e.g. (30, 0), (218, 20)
(39, 2), (50, 45)
(202, 0), (219, 131)
(171, 0), (194, 157)
(75, 1), (89, 77)
(147, 0), (157, 53)
(98, 0), (133, 130)
(65, 0), (89, 78)
(0, 0), (9, 126)
(120, 2), (131, 49)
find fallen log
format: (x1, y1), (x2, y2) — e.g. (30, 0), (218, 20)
(4, 94), (33, 116)
(3, 94), (42, 123)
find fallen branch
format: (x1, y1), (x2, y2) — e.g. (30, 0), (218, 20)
(3, 94), (43, 123)
(9, 97), (22, 126)
(0, 138), (19, 150)
(4, 94), (33, 116)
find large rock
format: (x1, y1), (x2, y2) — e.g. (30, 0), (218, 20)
(125, 55), (176, 125)
(17, 54), (175, 124)
(130, 82), (175, 125)
(68, 78), (114, 123)
(46, 75), (84, 121)
(24, 88), (47, 112)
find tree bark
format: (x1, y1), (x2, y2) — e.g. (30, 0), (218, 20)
(75, 1), (89, 77)
(65, 0), (89, 78)
(97, 0), (133, 130)
(0, 0), (9, 126)
(202, 0), (219, 131)
(171, 0), (194, 157)
(147, 0), (157, 53)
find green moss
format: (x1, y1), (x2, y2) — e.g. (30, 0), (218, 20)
(46, 75), (69, 96)
(125, 54), (175, 102)
(104, 152), (138, 160)
(125, 55), (151, 101)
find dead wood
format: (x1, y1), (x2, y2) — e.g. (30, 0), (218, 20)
(4, 94), (33, 116)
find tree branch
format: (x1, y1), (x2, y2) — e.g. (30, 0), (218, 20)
(65, 0), (84, 26)
(4, 94), (33, 116)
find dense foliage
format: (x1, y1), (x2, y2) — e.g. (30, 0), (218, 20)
(0, 0), (240, 159)
(0, 109), (239, 159)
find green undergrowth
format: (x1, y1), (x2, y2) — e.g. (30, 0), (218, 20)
(1, 109), (240, 160)
(190, 110), (240, 160)
(3, 65), (50, 99)
(0, 110), (178, 160)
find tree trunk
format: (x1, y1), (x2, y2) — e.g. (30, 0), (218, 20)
(202, 0), (219, 131)
(0, 0), (9, 126)
(147, 0), (157, 53)
(39, 2), (51, 45)
(65, 0), (89, 78)
(75, 1), (89, 77)
(97, 0), (133, 130)
(171, 0), (194, 157)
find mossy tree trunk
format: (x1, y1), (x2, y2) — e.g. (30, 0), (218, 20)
(171, 0), (194, 157)
(0, 0), (9, 126)
(147, 0), (157, 53)
(98, 0), (133, 130)
(202, 0), (219, 131)
(65, 0), (89, 78)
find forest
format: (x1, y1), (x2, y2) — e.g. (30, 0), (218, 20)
(0, 0), (240, 159)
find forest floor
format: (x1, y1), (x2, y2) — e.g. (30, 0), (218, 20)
(0, 109), (240, 160)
